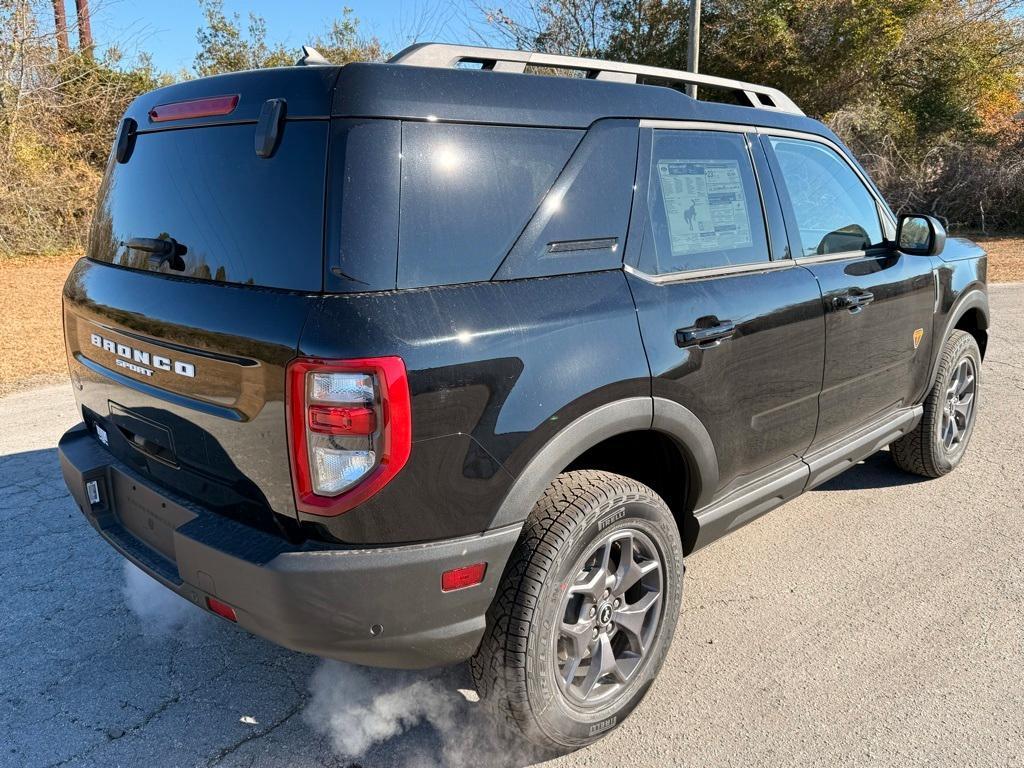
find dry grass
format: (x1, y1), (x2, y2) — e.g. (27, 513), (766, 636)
(1, 238), (1022, 396)
(0, 253), (79, 397)
(971, 235), (1024, 283)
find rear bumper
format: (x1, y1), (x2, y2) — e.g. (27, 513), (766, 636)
(58, 423), (521, 669)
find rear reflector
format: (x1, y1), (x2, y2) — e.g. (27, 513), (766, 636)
(205, 596), (237, 622)
(441, 563), (487, 592)
(149, 94), (240, 123)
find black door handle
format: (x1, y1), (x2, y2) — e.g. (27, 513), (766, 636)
(831, 290), (874, 312)
(676, 319), (736, 348)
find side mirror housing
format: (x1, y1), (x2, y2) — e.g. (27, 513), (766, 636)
(897, 214), (946, 256)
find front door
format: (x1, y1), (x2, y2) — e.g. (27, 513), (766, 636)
(626, 126), (825, 499)
(761, 134), (936, 447)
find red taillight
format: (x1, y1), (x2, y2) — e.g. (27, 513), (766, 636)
(308, 405), (376, 436)
(286, 357), (412, 517)
(441, 563), (487, 592)
(148, 94), (239, 123)
(206, 596), (237, 622)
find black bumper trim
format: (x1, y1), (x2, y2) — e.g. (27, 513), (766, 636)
(59, 423), (522, 669)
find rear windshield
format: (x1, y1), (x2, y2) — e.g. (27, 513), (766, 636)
(88, 122), (328, 291)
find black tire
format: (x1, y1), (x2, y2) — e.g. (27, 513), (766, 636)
(471, 470), (684, 753)
(891, 330), (981, 478)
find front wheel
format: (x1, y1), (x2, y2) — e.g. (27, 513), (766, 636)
(471, 470), (684, 752)
(892, 329), (981, 478)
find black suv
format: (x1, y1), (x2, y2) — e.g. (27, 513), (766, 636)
(58, 43), (989, 752)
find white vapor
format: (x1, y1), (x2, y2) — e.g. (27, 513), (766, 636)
(305, 660), (541, 768)
(121, 560), (207, 634)
(121, 560), (541, 765)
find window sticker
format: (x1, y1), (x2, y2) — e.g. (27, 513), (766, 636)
(656, 159), (753, 256)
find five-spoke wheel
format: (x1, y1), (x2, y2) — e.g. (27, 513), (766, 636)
(556, 530), (663, 705)
(472, 470), (683, 751)
(892, 329), (982, 478)
(941, 356), (976, 451)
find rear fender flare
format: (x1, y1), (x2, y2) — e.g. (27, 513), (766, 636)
(489, 396), (719, 528)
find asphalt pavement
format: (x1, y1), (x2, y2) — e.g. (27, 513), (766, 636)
(1, 284), (1021, 768)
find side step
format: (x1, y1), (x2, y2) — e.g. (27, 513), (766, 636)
(803, 406), (923, 491)
(690, 406), (923, 553)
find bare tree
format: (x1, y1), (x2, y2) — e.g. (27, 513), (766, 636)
(392, 0), (459, 49)
(52, 0), (69, 56)
(74, 0), (93, 57)
(473, 0), (612, 56)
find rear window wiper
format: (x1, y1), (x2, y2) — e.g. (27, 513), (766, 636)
(122, 237), (187, 272)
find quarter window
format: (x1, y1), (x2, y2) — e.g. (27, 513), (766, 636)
(768, 137), (884, 257)
(639, 130), (769, 275)
(398, 122), (581, 289)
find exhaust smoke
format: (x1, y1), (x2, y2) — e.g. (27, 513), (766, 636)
(305, 660), (541, 767)
(120, 563), (539, 765)
(121, 560), (207, 635)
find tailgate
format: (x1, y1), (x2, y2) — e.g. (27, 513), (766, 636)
(64, 258), (320, 528)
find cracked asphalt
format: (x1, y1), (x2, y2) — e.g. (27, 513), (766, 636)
(1, 283), (1022, 768)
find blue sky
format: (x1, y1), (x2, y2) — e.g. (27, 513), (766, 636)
(75, 1), (482, 74)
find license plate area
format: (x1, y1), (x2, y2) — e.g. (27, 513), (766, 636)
(110, 469), (196, 563)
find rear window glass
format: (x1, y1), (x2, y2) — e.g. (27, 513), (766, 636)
(88, 122), (328, 291)
(639, 130), (768, 274)
(398, 122), (581, 289)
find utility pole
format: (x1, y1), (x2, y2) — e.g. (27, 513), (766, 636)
(686, 0), (701, 98)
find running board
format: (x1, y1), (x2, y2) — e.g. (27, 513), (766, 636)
(689, 406), (923, 553)
(803, 406), (922, 490)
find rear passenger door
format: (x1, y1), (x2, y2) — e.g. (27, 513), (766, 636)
(761, 133), (936, 449)
(625, 124), (826, 500)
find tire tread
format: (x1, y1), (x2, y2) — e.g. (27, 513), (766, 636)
(470, 470), (662, 747)
(891, 330), (979, 478)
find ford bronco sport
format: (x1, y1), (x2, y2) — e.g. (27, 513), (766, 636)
(58, 43), (989, 752)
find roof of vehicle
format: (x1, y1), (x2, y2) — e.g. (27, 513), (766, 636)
(123, 43), (835, 142)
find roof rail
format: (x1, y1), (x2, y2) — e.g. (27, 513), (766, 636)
(388, 43), (803, 116)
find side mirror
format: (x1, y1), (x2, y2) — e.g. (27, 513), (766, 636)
(897, 214), (946, 256)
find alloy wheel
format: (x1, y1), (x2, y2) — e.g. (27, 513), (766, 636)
(941, 356), (976, 452)
(554, 528), (664, 706)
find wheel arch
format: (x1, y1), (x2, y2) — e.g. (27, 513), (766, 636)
(930, 288), (989, 390)
(489, 396), (719, 554)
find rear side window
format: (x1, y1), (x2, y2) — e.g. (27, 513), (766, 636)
(397, 122), (581, 289)
(88, 122), (328, 291)
(639, 130), (768, 274)
(767, 137), (884, 257)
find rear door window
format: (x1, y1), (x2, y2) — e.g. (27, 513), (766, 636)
(397, 122), (581, 289)
(639, 130), (769, 274)
(88, 122), (328, 291)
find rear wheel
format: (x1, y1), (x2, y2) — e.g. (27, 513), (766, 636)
(471, 470), (684, 752)
(892, 330), (981, 478)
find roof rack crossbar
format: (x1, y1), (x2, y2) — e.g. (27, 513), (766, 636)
(388, 43), (803, 116)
